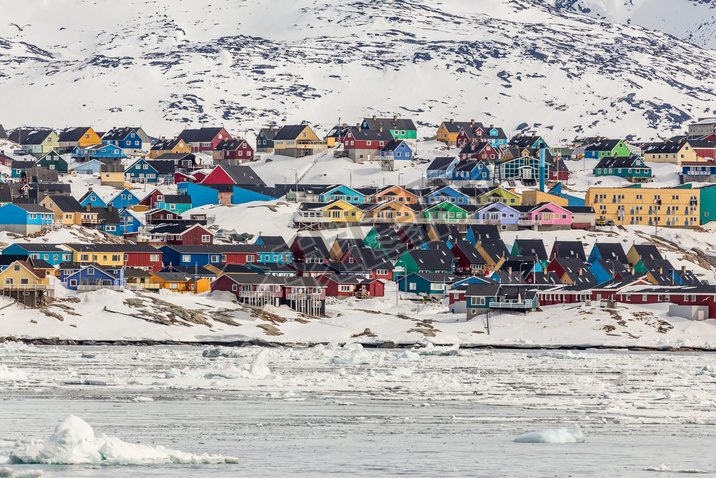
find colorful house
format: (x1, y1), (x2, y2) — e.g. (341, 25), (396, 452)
(72, 144), (126, 161)
(273, 125), (328, 158)
(436, 120), (483, 147)
(367, 201), (415, 224)
(319, 185), (366, 204)
(451, 160), (490, 182)
(20, 130), (59, 156)
(361, 116), (417, 143)
(594, 156), (652, 183)
(78, 189), (107, 208)
(148, 271), (211, 294)
(380, 140), (413, 170)
(2, 243), (72, 267)
(176, 182), (220, 209)
(584, 139), (632, 160)
(508, 134), (548, 150)
(156, 194), (193, 214)
(527, 203), (572, 227)
(426, 156), (459, 182)
(213, 139), (254, 164)
(125, 159), (160, 184)
(200, 165), (266, 186)
(36, 151), (68, 174)
(477, 187), (521, 205)
(421, 202), (471, 223)
(0, 203), (53, 235)
(64, 265), (124, 291)
(459, 141), (499, 162)
(108, 189), (140, 210)
(102, 127), (150, 154)
(475, 202), (520, 228)
(177, 127), (232, 153)
(256, 126), (278, 153)
(58, 127), (101, 152)
(0, 260), (50, 290)
(372, 185), (418, 205)
(100, 161), (128, 189)
(343, 126), (395, 164)
(39, 194), (97, 227)
(423, 186), (470, 206)
(149, 137), (191, 159)
(397, 272), (458, 298)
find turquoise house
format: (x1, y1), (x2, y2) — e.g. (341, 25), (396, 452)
(320, 185), (365, 204)
(177, 182), (219, 208)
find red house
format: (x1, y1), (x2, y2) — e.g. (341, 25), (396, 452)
(145, 208), (182, 224)
(177, 127), (232, 153)
(458, 141), (499, 162)
(338, 247), (393, 281)
(122, 244), (164, 272)
(139, 189), (165, 210)
(213, 139), (254, 164)
(317, 274), (384, 298)
(200, 165), (266, 186)
(174, 172), (196, 184)
(146, 223), (214, 246)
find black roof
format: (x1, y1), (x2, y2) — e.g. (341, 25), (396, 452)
(406, 249), (454, 271)
(146, 160), (175, 175)
(214, 139), (249, 151)
(552, 241), (586, 262)
(151, 138), (185, 151)
(258, 127), (279, 140)
(452, 240), (486, 265)
(177, 127), (226, 143)
(58, 127), (91, 142)
(513, 239), (548, 261)
(631, 244), (663, 262)
(591, 243), (628, 264)
(594, 155), (645, 169)
(274, 125), (311, 141)
(427, 157), (456, 171)
(255, 236), (288, 248)
(362, 117), (416, 132)
(347, 126), (394, 142)
(102, 127), (141, 141)
(221, 165), (266, 186)
(44, 194), (85, 213)
(293, 236), (330, 260)
(585, 139), (624, 152)
(21, 130), (52, 145)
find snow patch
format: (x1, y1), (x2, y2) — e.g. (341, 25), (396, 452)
(514, 425), (585, 443)
(0, 366), (27, 382)
(644, 464), (706, 473)
(0, 468), (44, 478)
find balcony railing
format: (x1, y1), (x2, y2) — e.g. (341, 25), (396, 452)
(2, 284), (48, 291)
(77, 284), (143, 292)
(490, 301), (533, 309)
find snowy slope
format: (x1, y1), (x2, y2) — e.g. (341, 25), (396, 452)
(2, 0), (716, 144)
(547, 0), (716, 50)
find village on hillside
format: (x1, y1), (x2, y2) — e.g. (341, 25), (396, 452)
(1, 115), (716, 335)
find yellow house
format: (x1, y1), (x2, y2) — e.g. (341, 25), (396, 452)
(39, 194), (98, 227)
(586, 186), (700, 227)
(436, 120), (480, 147)
(58, 127), (102, 151)
(368, 200), (415, 223)
(148, 272), (211, 294)
(64, 244), (126, 267)
(521, 190), (569, 207)
(149, 138), (191, 159)
(477, 187), (521, 205)
(321, 200), (363, 224)
(0, 260), (50, 288)
(100, 161), (130, 189)
(642, 141), (700, 165)
(273, 125), (328, 158)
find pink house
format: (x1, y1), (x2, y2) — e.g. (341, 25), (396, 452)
(529, 203), (572, 226)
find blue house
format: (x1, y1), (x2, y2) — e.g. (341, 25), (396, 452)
(102, 128), (145, 152)
(319, 185), (365, 204)
(72, 144), (125, 161)
(231, 185), (283, 205)
(475, 202), (520, 227)
(64, 264), (124, 291)
(177, 182), (219, 208)
(586, 242), (628, 266)
(2, 243), (73, 267)
(108, 189), (140, 209)
(71, 159), (106, 175)
(589, 259), (629, 284)
(125, 159), (159, 184)
(451, 160), (490, 182)
(0, 203), (54, 235)
(160, 245), (222, 268)
(119, 209), (143, 236)
(78, 189), (107, 208)
(545, 183), (585, 207)
(426, 157), (459, 182)
(397, 272), (458, 298)
(424, 186), (470, 206)
(380, 140), (413, 166)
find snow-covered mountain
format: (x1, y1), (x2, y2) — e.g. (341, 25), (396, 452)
(2, 0), (716, 143)
(547, 0), (716, 50)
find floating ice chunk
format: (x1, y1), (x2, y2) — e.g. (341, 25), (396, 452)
(514, 425), (585, 444)
(132, 396), (154, 403)
(0, 467), (44, 477)
(389, 367), (414, 378)
(248, 349), (272, 378)
(0, 365), (27, 382)
(9, 416), (238, 465)
(396, 351), (421, 362)
(202, 346), (242, 359)
(644, 464), (706, 473)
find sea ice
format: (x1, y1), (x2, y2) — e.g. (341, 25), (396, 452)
(514, 425), (585, 443)
(0, 366), (27, 382)
(0, 467), (44, 477)
(9, 416), (238, 465)
(644, 464), (706, 473)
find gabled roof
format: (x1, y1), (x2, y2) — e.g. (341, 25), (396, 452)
(146, 160), (175, 175)
(214, 139), (249, 151)
(594, 259), (629, 279)
(274, 125), (311, 141)
(453, 159), (485, 172)
(508, 135), (542, 148)
(631, 244), (663, 262)
(363, 117), (416, 132)
(177, 127), (226, 143)
(102, 127), (141, 141)
(427, 157), (457, 171)
(459, 141), (493, 155)
(43, 194), (85, 213)
(347, 126), (394, 142)
(258, 127), (279, 140)
(381, 139), (410, 152)
(552, 241), (586, 262)
(221, 165), (266, 186)
(441, 120), (484, 134)
(255, 236), (288, 248)
(294, 236), (330, 259)
(21, 130), (53, 145)
(642, 142), (684, 154)
(406, 248), (454, 271)
(453, 240), (486, 265)
(591, 242), (628, 264)
(513, 239), (548, 261)
(151, 138), (185, 151)
(58, 127), (91, 142)
(585, 139), (623, 152)
(594, 155), (646, 169)
(554, 258), (595, 286)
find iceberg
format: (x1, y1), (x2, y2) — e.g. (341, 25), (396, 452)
(9, 416), (238, 465)
(514, 425), (585, 444)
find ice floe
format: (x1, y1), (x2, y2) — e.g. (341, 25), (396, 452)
(9, 416), (238, 465)
(514, 425), (585, 443)
(0, 366), (27, 382)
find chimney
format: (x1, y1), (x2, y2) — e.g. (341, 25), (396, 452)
(86, 203), (91, 211)
(393, 115), (397, 121)
(173, 136), (177, 140)
(681, 265), (686, 273)
(578, 268), (583, 275)
(269, 125), (273, 131)
(490, 124), (494, 129)
(659, 267), (663, 274)
(113, 127), (117, 130)
(508, 267), (512, 274)
(470, 119), (474, 125)
(372, 115), (376, 120)
(379, 127), (383, 133)
(342, 123), (347, 127)
(356, 123), (360, 128)
(450, 119), (454, 124)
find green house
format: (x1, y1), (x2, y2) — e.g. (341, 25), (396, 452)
(361, 116), (417, 141)
(593, 155), (651, 183)
(422, 202), (470, 223)
(477, 187), (521, 205)
(36, 151), (69, 174)
(584, 139), (632, 159)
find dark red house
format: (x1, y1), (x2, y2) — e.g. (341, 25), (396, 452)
(458, 141), (499, 162)
(317, 274), (384, 298)
(177, 127), (232, 153)
(122, 244), (164, 272)
(213, 139), (255, 164)
(200, 165), (266, 186)
(139, 189), (165, 210)
(146, 223), (214, 246)
(145, 208), (182, 224)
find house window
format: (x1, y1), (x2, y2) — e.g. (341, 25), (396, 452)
(170, 283), (178, 290)
(181, 255), (191, 263)
(4, 279), (12, 285)
(409, 282), (416, 290)
(88, 268), (95, 275)
(247, 255), (255, 262)
(150, 254), (159, 262)
(80, 254), (90, 261)
(210, 255), (220, 263)
(70, 279), (77, 287)
(201, 235), (210, 243)
(231, 284), (238, 291)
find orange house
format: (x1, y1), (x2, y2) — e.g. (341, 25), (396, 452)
(372, 185), (418, 205)
(148, 271), (211, 294)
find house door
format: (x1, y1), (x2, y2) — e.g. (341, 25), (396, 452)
(698, 309), (705, 321)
